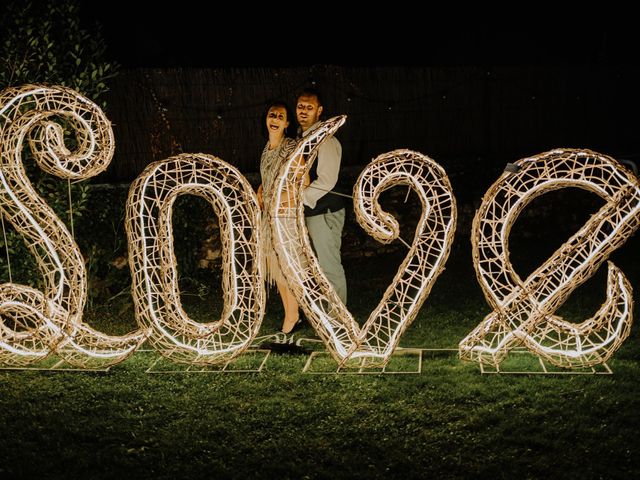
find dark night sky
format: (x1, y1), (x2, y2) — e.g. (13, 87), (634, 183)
(76, 3), (638, 68)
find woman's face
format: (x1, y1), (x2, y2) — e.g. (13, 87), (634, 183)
(266, 106), (289, 135)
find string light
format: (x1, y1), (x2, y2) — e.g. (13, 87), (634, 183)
(0, 85), (147, 368)
(126, 154), (264, 365)
(460, 149), (640, 368)
(270, 117), (457, 368)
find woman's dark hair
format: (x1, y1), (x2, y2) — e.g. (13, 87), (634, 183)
(261, 100), (295, 138)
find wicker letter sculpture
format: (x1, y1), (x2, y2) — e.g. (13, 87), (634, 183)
(459, 149), (640, 369)
(125, 154), (264, 365)
(270, 116), (457, 367)
(0, 85), (146, 368)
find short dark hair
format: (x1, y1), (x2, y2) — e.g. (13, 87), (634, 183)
(297, 86), (323, 107)
(261, 100), (294, 138)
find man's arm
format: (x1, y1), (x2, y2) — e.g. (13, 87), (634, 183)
(303, 137), (342, 209)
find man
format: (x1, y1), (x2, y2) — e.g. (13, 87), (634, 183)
(296, 87), (347, 304)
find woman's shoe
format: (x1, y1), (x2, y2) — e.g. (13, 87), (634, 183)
(281, 318), (303, 335)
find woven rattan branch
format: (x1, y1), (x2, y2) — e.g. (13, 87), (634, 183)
(270, 116), (457, 367)
(125, 154), (264, 365)
(459, 148), (640, 369)
(0, 85), (146, 368)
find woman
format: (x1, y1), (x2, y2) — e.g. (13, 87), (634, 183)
(257, 101), (306, 334)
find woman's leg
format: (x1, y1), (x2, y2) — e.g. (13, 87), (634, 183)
(277, 280), (300, 333)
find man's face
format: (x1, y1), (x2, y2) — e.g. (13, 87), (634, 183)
(296, 94), (323, 131)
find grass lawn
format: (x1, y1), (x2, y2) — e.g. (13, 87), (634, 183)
(1, 231), (639, 479)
